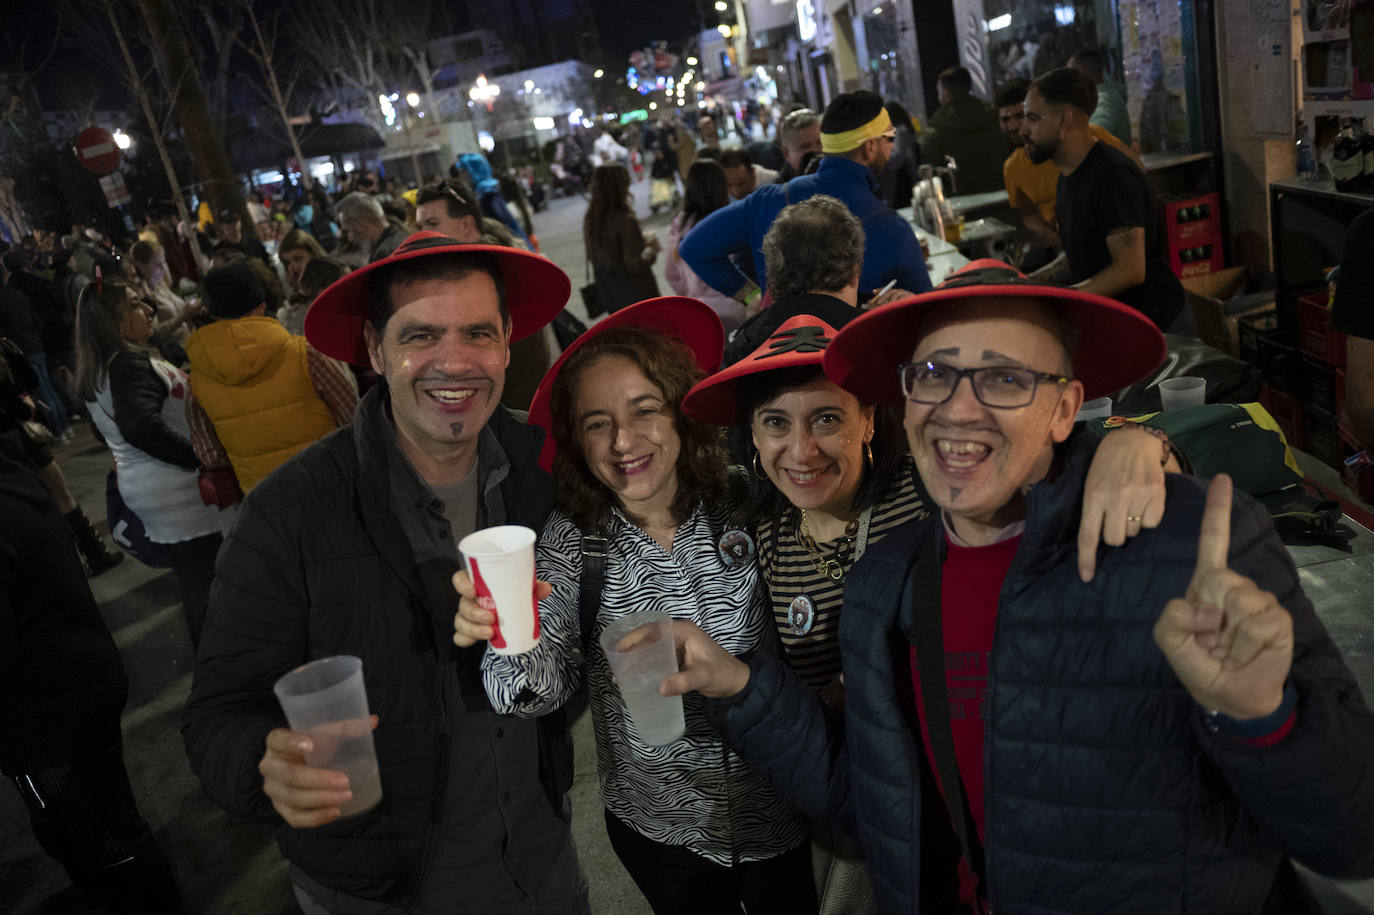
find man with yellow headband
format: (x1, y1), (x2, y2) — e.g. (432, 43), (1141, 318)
(680, 90), (932, 312)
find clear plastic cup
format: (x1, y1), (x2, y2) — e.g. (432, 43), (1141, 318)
(1159, 376), (1206, 411)
(272, 655), (382, 817)
(599, 611), (685, 746)
(1077, 396), (1114, 424)
(458, 525), (539, 655)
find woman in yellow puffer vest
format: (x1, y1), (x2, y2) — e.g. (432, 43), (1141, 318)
(184, 262), (356, 491)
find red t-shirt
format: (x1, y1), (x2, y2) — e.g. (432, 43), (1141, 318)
(911, 533), (1021, 910)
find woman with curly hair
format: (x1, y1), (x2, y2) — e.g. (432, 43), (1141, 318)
(455, 298), (817, 915)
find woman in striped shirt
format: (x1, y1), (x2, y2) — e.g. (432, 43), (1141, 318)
(455, 298), (816, 914)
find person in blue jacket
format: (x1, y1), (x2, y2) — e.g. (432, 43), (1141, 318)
(457, 153), (531, 247)
(664, 262), (1374, 914)
(679, 91), (932, 315)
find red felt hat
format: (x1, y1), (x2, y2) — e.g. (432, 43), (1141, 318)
(682, 313), (841, 426)
(304, 231), (571, 366)
(527, 297), (725, 473)
(822, 259), (1165, 406)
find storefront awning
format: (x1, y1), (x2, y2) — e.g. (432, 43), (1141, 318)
(224, 121), (385, 174)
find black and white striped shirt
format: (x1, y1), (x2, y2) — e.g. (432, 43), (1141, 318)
(481, 500), (809, 865)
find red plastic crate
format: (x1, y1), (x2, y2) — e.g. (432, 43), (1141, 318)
(1163, 192), (1221, 246)
(1260, 383), (1305, 449)
(1168, 232), (1223, 278)
(1297, 292), (1347, 366)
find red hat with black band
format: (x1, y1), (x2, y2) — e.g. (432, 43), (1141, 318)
(304, 230), (571, 366)
(527, 296), (724, 473)
(822, 259), (1166, 406)
(682, 313), (842, 426)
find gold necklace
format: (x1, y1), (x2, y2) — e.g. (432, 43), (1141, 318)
(798, 509), (860, 582)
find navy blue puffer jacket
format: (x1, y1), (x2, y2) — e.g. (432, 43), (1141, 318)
(710, 431), (1374, 913)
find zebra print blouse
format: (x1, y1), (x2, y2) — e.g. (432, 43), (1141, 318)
(481, 501), (810, 865)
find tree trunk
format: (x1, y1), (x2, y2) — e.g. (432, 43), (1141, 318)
(105, 0), (191, 232)
(135, 0), (253, 239)
(245, 4), (311, 190)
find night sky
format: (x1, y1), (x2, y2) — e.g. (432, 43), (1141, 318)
(7, 0), (706, 112)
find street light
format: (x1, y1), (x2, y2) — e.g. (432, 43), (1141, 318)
(715, 0), (728, 9)
(112, 128), (132, 150)
(470, 74), (501, 108)
(405, 91), (420, 107)
(717, 24), (731, 37)
(594, 69), (604, 78)
(687, 56), (698, 65)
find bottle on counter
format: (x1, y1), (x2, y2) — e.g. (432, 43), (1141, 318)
(1332, 120), (1363, 192)
(1296, 116), (1318, 181)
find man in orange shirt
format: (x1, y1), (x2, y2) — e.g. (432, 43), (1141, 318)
(997, 79), (1142, 249)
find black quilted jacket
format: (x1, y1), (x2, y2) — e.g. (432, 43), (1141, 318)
(710, 430), (1374, 913)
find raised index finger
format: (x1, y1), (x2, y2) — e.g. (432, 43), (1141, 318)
(1193, 473), (1233, 581)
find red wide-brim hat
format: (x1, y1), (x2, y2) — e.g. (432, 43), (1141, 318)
(304, 231), (571, 366)
(822, 259), (1166, 406)
(527, 296), (724, 473)
(682, 313), (842, 426)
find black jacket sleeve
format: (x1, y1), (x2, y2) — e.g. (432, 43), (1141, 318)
(108, 351), (199, 469)
(182, 491), (307, 823)
(1196, 492), (1374, 878)
(704, 651), (855, 828)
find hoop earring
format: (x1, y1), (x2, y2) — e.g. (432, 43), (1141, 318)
(752, 450), (764, 478)
(865, 441), (874, 470)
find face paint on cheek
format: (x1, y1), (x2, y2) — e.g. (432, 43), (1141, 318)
(950, 487), (962, 500)
(449, 422), (464, 438)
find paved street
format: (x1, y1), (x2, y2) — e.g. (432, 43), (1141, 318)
(0, 184), (671, 914)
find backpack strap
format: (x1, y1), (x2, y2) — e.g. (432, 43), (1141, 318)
(578, 532), (609, 656)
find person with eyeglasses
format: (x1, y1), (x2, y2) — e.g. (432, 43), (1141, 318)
(679, 90), (932, 318)
(664, 260), (1374, 914)
(679, 281), (1190, 911)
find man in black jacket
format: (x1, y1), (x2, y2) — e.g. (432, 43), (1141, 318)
(666, 262), (1374, 913)
(182, 232), (588, 912)
(1, 430), (182, 912)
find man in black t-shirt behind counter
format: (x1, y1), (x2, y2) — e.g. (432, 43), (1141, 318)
(1022, 68), (1186, 332)
(1332, 206), (1374, 451)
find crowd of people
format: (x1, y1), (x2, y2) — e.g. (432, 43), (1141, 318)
(2, 54), (1373, 915)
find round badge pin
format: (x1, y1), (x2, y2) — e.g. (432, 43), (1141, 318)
(718, 529), (755, 569)
(788, 594), (816, 636)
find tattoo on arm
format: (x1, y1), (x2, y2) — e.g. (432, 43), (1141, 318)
(1109, 228), (1139, 251)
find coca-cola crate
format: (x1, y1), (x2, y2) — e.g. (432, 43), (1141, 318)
(1168, 230), (1223, 278)
(1163, 192), (1221, 246)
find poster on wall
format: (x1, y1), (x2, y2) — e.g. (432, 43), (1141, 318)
(1301, 0), (1350, 42)
(1119, 0), (1193, 152)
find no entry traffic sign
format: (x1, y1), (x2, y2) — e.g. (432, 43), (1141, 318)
(75, 126), (121, 176)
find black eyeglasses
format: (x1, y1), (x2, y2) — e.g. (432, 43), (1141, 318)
(899, 361), (1069, 409)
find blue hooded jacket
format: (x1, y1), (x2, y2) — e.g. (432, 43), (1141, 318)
(457, 153), (528, 243)
(458, 153), (501, 195)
